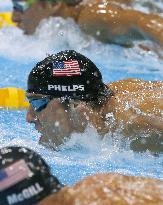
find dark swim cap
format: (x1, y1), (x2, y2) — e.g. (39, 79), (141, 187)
(27, 50), (106, 101)
(0, 146), (62, 205)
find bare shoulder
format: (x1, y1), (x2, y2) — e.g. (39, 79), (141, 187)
(39, 173), (163, 205)
(82, 0), (132, 6)
(107, 78), (163, 94)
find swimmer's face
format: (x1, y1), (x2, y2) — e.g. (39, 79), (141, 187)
(26, 93), (88, 148)
(12, 0), (62, 34)
(26, 93), (74, 147)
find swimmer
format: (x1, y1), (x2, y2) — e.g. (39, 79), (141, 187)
(11, 0), (163, 46)
(26, 50), (163, 152)
(0, 146), (163, 205)
(0, 146), (62, 205)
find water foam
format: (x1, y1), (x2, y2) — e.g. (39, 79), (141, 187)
(0, 17), (162, 81)
(0, 111), (162, 185)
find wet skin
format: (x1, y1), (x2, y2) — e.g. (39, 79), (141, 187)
(26, 78), (163, 152)
(39, 173), (163, 205)
(12, 0), (163, 46)
(26, 94), (74, 147)
(12, 1), (62, 34)
(26, 93), (89, 148)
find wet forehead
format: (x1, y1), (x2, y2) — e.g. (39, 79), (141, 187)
(26, 93), (62, 103)
(26, 92), (47, 99)
(26, 92), (82, 105)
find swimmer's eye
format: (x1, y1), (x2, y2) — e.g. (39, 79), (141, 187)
(26, 96), (53, 112)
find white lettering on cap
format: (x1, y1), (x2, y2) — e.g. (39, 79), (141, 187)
(48, 85), (85, 92)
(48, 85), (54, 90)
(7, 183), (44, 205)
(78, 85), (84, 91)
(54, 85), (61, 91)
(61, 86), (68, 91)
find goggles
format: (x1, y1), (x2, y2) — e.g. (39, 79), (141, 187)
(12, 0), (60, 12)
(12, 0), (30, 12)
(27, 96), (71, 112)
(27, 96), (53, 112)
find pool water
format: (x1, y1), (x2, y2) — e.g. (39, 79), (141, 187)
(0, 0), (163, 185)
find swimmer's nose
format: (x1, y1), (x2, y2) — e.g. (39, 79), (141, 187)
(26, 106), (37, 123)
(12, 10), (22, 24)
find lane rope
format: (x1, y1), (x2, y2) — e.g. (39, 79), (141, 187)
(0, 87), (29, 109)
(0, 12), (16, 28)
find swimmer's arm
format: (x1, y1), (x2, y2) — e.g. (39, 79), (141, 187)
(108, 79), (163, 94)
(136, 13), (163, 46)
(79, 1), (163, 46)
(107, 78), (149, 94)
(112, 90), (163, 132)
(130, 114), (163, 132)
(123, 113), (163, 152)
(38, 187), (70, 205)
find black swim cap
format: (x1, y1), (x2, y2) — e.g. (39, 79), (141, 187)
(27, 50), (106, 101)
(0, 146), (62, 205)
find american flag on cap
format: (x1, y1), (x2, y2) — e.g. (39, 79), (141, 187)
(0, 159), (33, 191)
(52, 60), (81, 76)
